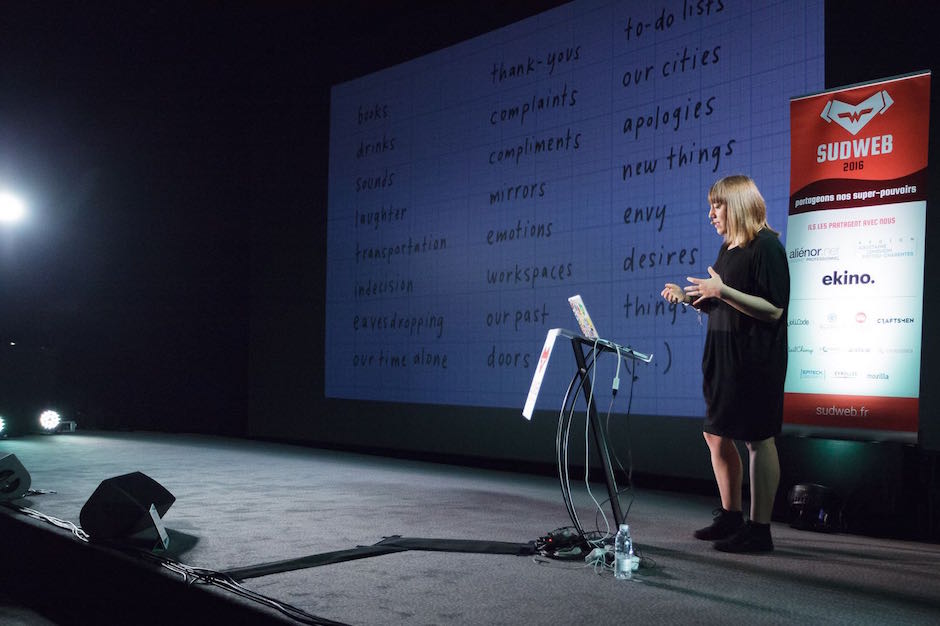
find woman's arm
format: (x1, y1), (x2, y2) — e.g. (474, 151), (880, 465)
(686, 266), (783, 322)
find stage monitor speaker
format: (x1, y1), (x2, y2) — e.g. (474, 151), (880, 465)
(0, 453), (31, 502)
(79, 471), (175, 541)
(788, 482), (840, 532)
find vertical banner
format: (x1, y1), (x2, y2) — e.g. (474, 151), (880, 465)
(784, 71), (930, 436)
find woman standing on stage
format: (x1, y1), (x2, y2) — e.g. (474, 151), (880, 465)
(661, 175), (789, 553)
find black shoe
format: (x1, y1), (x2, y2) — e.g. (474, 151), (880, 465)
(693, 508), (745, 540)
(713, 521), (774, 553)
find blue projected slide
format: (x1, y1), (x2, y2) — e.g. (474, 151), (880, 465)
(326, 0), (824, 416)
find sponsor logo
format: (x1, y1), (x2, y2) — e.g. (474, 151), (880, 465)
(800, 368), (825, 379)
(856, 312), (867, 323)
(820, 90), (893, 135)
(819, 313), (841, 330)
(832, 370), (857, 379)
(788, 246), (840, 262)
(822, 270), (874, 286)
(788, 318), (809, 327)
(867, 372), (889, 380)
(789, 345), (814, 354)
(858, 238), (916, 260)
(876, 317), (915, 324)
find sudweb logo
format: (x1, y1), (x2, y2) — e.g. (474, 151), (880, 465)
(820, 90), (893, 136)
(816, 89), (894, 164)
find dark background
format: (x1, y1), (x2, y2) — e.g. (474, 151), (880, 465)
(1, 1), (938, 535)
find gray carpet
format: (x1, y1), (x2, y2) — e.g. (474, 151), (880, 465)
(2, 431), (939, 625)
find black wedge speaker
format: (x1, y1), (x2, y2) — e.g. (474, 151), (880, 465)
(79, 471), (175, 540)
(0, 453), (31, 502)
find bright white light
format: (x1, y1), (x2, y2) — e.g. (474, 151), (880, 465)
(0, 416), (5, 433)
(0, 192), (25, 223)
(39, 410), (61, 431)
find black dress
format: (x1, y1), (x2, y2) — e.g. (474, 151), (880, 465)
(702, 229), (789, 441)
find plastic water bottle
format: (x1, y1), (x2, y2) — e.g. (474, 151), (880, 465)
(614, 523), (634, 580)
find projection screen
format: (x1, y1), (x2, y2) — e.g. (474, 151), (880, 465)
(326, 0), (825, 418)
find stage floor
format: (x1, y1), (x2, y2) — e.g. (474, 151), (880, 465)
(2, 431), (939, 625)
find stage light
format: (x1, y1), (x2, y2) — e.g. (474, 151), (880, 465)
(0, 416), (5, 435)
(0, 191), (25, 223)
(37, 409), (77, 434)
(39, 410), (61, 431)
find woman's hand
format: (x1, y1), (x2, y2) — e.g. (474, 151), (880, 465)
(686, 266), (724, 305)
(661, 283), (686, 304)
(688, 266), (783, 321)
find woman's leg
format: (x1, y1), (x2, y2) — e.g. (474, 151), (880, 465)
(704, 432), (742, 512)
(745, 436), (780, 524)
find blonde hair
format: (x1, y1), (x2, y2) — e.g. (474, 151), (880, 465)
(708, 175), (776, 246)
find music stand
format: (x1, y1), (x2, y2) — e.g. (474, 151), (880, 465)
(523, 328), (652, 529)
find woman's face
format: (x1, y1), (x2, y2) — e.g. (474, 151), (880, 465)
(709, 201), (727, 237)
